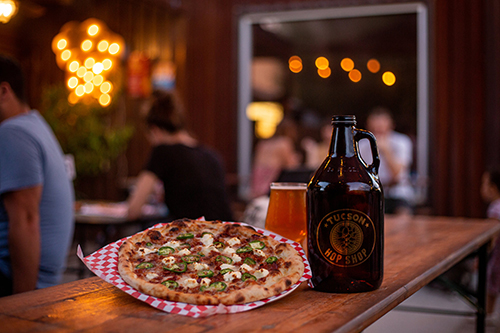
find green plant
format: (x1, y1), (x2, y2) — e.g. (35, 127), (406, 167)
(41, 85), (134, 176)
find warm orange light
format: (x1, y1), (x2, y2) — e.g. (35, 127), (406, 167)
(68, 61), (79, 72)
(93, 75), (104, 86)
(318, 67), (331, 78)
(102, 59), (112, 70)
(108, 43), (120, 55)
(349, 69), (362, 82)
(76, 66), (87, 78)
(100, 81), (112, 94)
(0, 0), (18, 24)
(367, 59), (381, 73)
(67, 77), (78, 89)
(289, 60), (302, 73)
(315, 57), (329, 70)
(61, 50), (72, 61)
(84, 82), (94, 94)
(99, 93), (111, 107)
(92, 62), (104, 74)
(288, 55), (302, 64)
(88, 24), (99, 36)
(97, 40), (109, 52)
(68, 92), (79, 105)
(57, 39), (67, 50)
(382, 71), (396, 86)
(341, 58), (354, 72)
(81, 40), (93, 51)
(83, 71), (94, 83)
(84, 57), (95, 69)
(75, 85), (85, 97)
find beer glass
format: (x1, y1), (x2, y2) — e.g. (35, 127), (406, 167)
(264, 182), (307, 242)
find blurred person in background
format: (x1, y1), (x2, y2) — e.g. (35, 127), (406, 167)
(0, 54), (74, 296)
(302, 118), (332, 170)
(480, 167), (500, 316)
(359, 107), (415, 215)
(127, 91), (233, 222)
(250, 117), (301, 199)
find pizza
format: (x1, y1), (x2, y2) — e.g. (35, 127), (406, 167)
(118, 219), (305, 305)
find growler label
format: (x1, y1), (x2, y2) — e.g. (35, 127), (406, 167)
(316, 209), (376, 267)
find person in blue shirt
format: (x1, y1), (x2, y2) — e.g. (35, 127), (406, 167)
(0, 54), (74, 296)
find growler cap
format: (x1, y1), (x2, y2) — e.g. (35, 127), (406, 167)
(332, 115), (356, 125)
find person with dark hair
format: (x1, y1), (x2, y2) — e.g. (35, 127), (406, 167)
(0, 54), (74, 296)
(127, 91), (233, 222)
(480, 167), (500, 315)
(359, 107), (415, 215)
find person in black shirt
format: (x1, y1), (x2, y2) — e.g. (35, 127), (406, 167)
(127, 91), (233, 222)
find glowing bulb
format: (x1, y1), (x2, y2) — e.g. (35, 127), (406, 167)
(315, 57), (329, 70)
(84, 57), (95, 69)
(57, 39), (67, 50)
(68, 61), (79, 72)
(349, 69), (362, 82)
(83, 71), (94, 83)
(102, 59), (112, 70)
(341, 58), (355, 72)
(318, 67), (331, 78)
(92, 62), (104, 74)
(288, 55), (302, 64)
(84, 82), (94, 94)
(382, 71), (396, 86)
(100, 81), (112, 94)
(108, 43), (120, 55)
(81, 40), (93, 52)
(289, 60), (302, 73)
(61, 50), (71, 61)
(97, 40), (109, 52)
(367, 59), (381, 73)
(0, 1), (15, 20)
(99, 93), (111, 107)
(88, 24), (99, 36)
(67, 77), (78, 89)
(68, 92), (79, 105)
(93, 75), (104, 86)
(76, 66), (87, 78)
(75, 85), (85, 97)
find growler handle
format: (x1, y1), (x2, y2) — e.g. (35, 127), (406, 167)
(354, 129), (380, 175)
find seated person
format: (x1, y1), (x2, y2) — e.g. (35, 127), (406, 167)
(127, 91), (233, 222)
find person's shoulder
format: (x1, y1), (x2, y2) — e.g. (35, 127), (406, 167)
(391, 131), (412, 145)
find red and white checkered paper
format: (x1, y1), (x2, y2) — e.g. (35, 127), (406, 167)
(78, 221), (312, 317)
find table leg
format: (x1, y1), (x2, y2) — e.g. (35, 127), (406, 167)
(476, 243), (488, 333)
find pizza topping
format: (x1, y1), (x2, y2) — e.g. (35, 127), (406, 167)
(197, 269), (214, 278)
(241, 272), (257, 282)
(249, 240), (266, 249)
(177, 233), (194, 240)
(220, 263), (237, 271)
(239, 264), (253, 272)
(224, 271), (242, 282)
(193, 262), (209, 271)
(253, 249), (266, 257)
(163, 240), (181, 249)
(213, 241), (225, 249)
(236, 245), (253, 253)
(177, 248), (191, 256)
(136, 262), (154, 269)
(244, 257), (256, 265)
(201, 245), (219, 256)
(254, 268), (270, 279)
(146, 272), (159, 280)
(265, 256), (278, 264)
(201, 233), (214, 246)
(158, 246), (175, 256)
(138, 247), (157, 256)
(231, 254), (242, 263)
(216, 255), (233, 264)
(227, 237), (241, 247)
(162, 256), (176, 266)
(162, 280), (179, 289)
(181, 254), (200, 263)
(200, 278), (211, 287)
(221, 247), (236, 256)
(164, 262), (187, 273)
(182, 278), (199, 288)
(202, 281), (227, 292)
(220, 268), (233, 275)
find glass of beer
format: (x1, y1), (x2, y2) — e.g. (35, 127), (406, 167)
(264, 182), (307, 243)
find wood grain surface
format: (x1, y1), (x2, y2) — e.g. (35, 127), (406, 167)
(1, 215), (499, 333)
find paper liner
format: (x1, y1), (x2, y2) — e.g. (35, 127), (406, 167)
(78, 221), (312, 317)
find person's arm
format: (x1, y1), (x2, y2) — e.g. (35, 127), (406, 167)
(3, 185), (42, 294)
(127, 171), (159, 220)
(377, 135), (405, 183)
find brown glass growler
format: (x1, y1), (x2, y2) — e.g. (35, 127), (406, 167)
(307, 115), (384, 293)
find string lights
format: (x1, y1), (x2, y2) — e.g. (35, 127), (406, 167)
(51, 18), (125, 107)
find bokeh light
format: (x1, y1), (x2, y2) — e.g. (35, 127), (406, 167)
(99, 93), (111, 107)
(382, 71), (396, 86)
(349, 69), (362, 82)
(97, 40), (109, 52)
(341, 58), (355, 72)
(81, 40), (93, 52)
(318, 67), (331, 78)
(367, 59), (381, 73)
(57, 39), (67, 50)
(88, 24), (99, 36)
(315, 57), (329, 70)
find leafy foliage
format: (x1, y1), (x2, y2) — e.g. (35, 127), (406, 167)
(41, 85), (134, 176)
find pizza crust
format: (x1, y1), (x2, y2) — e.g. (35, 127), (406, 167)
(118, 219), (305, 305)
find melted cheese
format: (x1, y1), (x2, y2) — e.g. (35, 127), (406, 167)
(239, 264), (253, 272)
(231, 254), (242, 263)
(201, 233), (214, 246)
(162, 240), (181, 249)
(227, 237), (241, 247)
(254, 268), (269, 279)
(138, 247), (156, 256)
(183, 278), (199, 288)
(220, 263), (237, 271)
(254, 249), (265, 257)
(224, 271), (242, 282)
(193, 262), (209, 271)
(177, 248), (192, 256)
(162, 256), (176, 266)
(201, 245), (219, 256)
(200, 278), (211, 287)
(222, 247), (236, 256)
(146, 272), (159, 280)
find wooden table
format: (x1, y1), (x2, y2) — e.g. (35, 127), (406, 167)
(1, 215), (499, 333)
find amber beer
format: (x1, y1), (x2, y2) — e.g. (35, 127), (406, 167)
(307, 115), (384, 293)
(265, 183), (307, 242)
